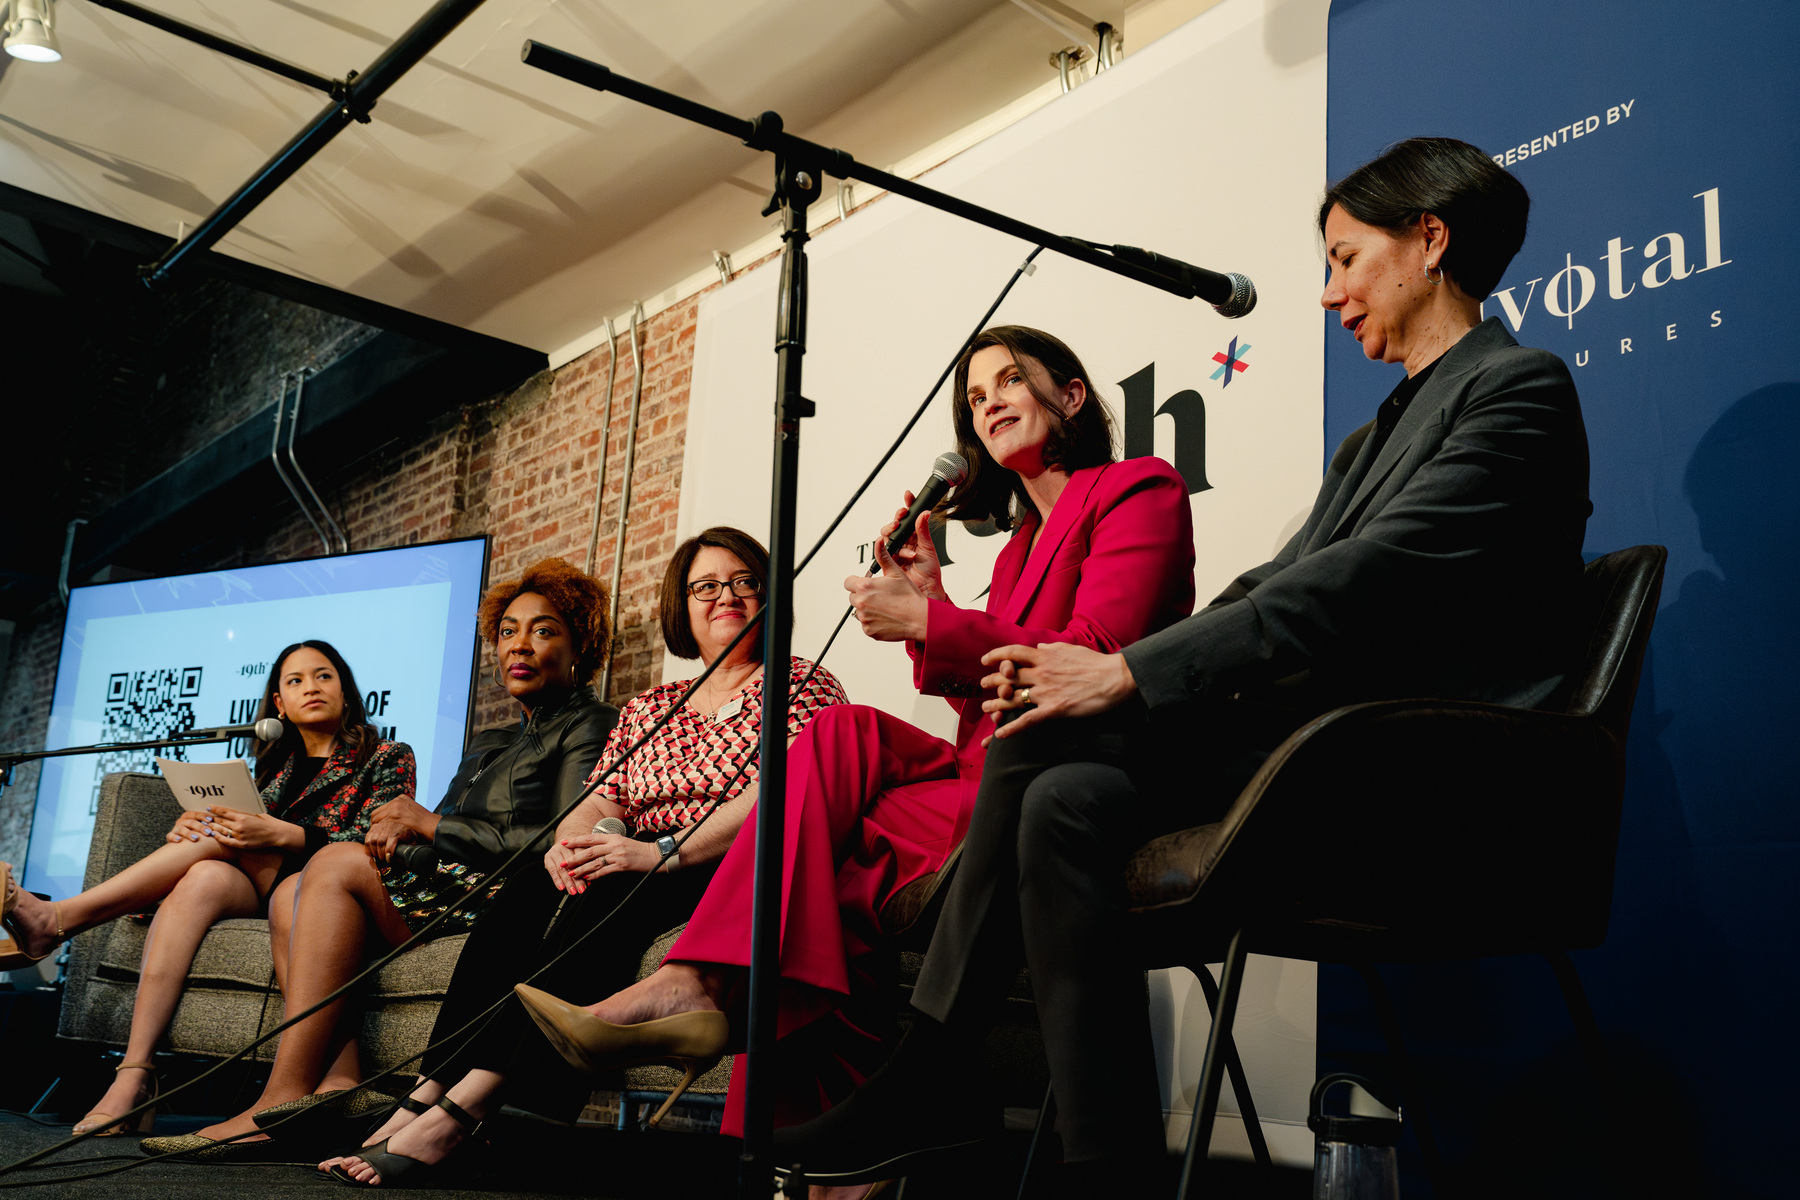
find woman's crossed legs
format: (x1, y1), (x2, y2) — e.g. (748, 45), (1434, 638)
(193, 840), (413, 1143)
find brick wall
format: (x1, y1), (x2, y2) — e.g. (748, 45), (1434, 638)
(0, 621), (62, 865)
(0, 293), (710, 867)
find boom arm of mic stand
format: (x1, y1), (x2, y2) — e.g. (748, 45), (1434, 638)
(518, 41), (1201, 303)
(0, 731), (239, 794)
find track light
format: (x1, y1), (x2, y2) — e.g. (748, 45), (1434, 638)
(4, 0), (61, 63)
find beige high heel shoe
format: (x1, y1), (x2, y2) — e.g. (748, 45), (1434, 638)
(0, 862), (63, 972)
(513, 983), (729, 1128)
(74, 1061), (159, 1136)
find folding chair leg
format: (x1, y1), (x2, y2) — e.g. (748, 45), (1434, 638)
(1542, 951), (1609, 1084)
(1356, 963), (1448, 1198)
(1014, 1082), (1057, 1200)
(1191, 961), (1272, 1169)
(1175, 928), (1248, 1200)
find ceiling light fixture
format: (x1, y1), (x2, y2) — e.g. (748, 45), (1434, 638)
(3, 0), (61, 62)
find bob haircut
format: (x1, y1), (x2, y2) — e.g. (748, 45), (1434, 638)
(251, 640), (379, 789)
(1317, 136), (1530, 299)
(941, 325), (1116, 529)
(476, 557), (612, 686)
(658, 526), (777, 661)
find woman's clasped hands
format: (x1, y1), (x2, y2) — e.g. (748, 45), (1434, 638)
(545, 831), (662, 893)
(164, 806), (304, 850)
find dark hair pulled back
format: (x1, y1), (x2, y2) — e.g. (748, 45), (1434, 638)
(1318, 136), (1530, 298)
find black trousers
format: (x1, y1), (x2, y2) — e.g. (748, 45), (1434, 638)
(418, 849), (718, 1119)
(909, 699), (1296, 1161)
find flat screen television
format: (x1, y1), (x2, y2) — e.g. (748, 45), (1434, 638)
(22, 536), (489, 898)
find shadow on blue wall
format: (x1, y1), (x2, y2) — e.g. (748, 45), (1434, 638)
(1319, 384), (1799, 1199)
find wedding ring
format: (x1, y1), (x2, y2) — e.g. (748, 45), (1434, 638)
(1017, 687), (1032, 705)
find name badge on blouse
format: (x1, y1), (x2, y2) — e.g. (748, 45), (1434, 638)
(715, 695), (746, 722)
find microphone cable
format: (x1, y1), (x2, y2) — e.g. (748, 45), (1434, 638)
(0, 248), (1042, 1185)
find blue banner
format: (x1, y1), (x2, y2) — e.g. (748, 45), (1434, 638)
(1324, 1), (1799, 1193)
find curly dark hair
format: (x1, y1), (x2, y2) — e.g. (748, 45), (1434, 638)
(1318, 136), (1530, 299)
(658, 527), (775, 661)
(476, 557), (612, 685)
(251, 640), (379, 789)
(941, 325), (1116, 529)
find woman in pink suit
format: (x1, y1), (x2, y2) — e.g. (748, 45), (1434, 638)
(516, 326), (1195, 1165)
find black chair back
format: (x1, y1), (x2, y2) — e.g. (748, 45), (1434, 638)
(1548, 545), (1669, 739)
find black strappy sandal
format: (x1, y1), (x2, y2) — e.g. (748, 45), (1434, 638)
(314, 1095), (435, 1182)
(328, 1096), (483, 1188)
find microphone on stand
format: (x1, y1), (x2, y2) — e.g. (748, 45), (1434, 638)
(174, 717), (287, 744)
(1069, 239), (1257, 318)
(546, 816), (632, 936)
(872, 451), (969, 573)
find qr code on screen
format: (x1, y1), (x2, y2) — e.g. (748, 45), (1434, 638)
(88, 666), (203, 814)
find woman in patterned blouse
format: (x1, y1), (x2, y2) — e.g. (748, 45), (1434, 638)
(0, 641), (413, 1138)
(325, 528), (846, 1187)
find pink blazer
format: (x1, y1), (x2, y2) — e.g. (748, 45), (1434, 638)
(909, 456), (1197, 798)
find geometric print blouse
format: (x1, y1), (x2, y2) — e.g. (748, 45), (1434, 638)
(583, 657), (847, 835)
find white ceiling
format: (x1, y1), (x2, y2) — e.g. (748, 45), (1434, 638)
(0, 1), (1127, 353)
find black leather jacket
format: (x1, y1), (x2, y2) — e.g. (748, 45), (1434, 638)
(395, 685), (619, 874)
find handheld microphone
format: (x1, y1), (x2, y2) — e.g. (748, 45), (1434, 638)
(546, 816), (632, 936)
(171, 717), (287, 743)
(874, 451), (969, 571)
(1072, 240), (1256, 318)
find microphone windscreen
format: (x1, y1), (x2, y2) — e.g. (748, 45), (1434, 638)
(593, 816), (630, 836)
(254, 717), (286, 742)
(931, 451), (969, 488)
(1215, 273), (1257, 319)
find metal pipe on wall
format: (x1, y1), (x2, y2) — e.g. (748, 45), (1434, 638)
(284, 368), (350, 553)
(583, 317), (619, 575)
(270, 373), (332, 554)
(599, 303), (646, 700)
(57, 518), (88, 608)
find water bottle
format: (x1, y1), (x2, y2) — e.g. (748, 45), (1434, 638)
(1309, 1072), (1401, 1200)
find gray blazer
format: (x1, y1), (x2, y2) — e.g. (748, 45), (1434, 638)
(1124, 318), (1592, 714)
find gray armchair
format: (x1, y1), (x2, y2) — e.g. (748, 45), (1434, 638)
(58, 772), (468, 1070)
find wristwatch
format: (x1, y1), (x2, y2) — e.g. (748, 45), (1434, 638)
(655, 833), (680, 872)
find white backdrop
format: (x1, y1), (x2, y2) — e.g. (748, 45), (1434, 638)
(676, 0), (1329, 1163)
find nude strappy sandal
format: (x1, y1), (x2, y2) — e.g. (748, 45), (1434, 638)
(0, 861), (63, 972)
(74, 1061), (159, 1136)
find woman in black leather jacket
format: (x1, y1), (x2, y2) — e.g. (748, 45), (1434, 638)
(151, 558), (619, 1158)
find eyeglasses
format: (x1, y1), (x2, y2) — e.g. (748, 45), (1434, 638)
(686, 574), (763, 601)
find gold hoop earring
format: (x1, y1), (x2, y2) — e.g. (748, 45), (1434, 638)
(1424, 261), (1444, 285)
(491, 658), (505, 690)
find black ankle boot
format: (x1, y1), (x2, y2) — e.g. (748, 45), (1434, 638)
(771, 1017), (1000, 1185)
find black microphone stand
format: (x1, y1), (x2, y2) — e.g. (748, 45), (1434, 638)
(519, 40), (1211, 1196)
(0, 730), (247, 801)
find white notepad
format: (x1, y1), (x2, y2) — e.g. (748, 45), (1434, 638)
(156, 758), (267, 815)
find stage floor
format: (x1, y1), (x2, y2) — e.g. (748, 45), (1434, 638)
(0, 1110), (1311, 1197)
